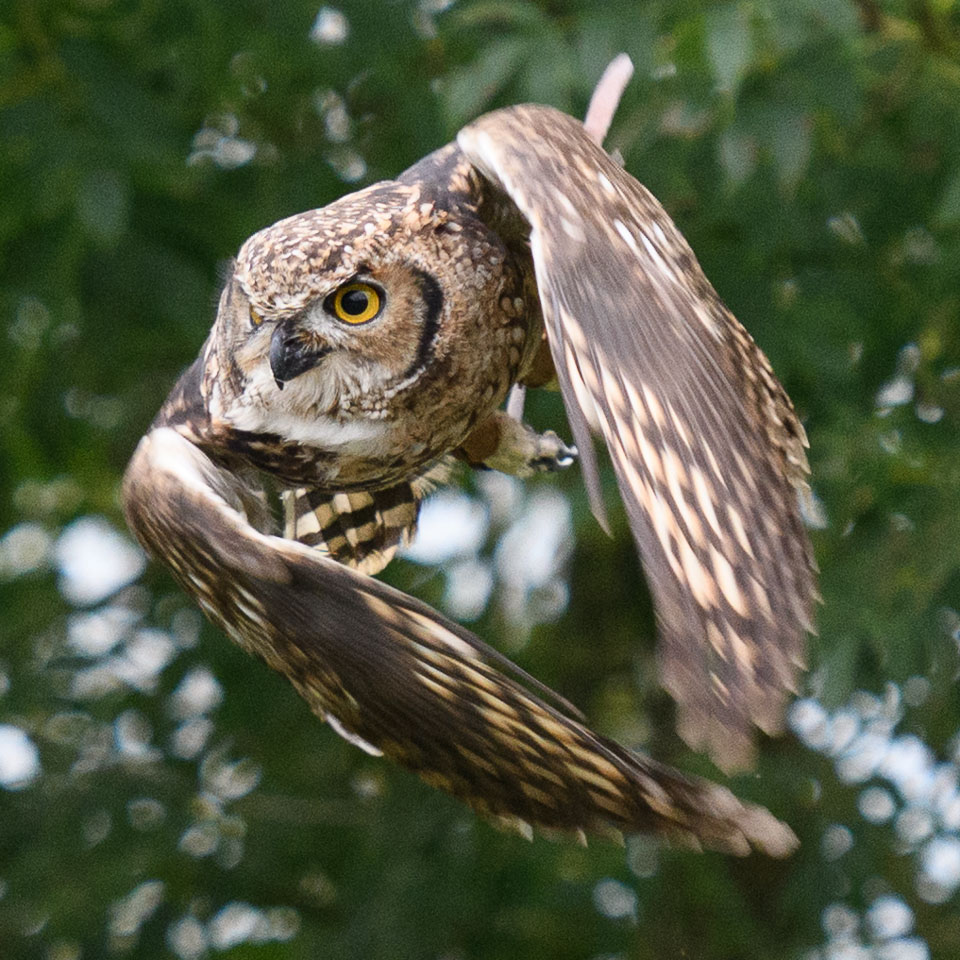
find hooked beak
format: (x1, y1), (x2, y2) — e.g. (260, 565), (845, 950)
(269, 321), (330, 390)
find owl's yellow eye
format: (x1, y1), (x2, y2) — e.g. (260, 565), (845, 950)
(250, 306), (265, 327)
(331, 283), (382, 324)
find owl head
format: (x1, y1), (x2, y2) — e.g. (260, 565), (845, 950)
(203, 172), (522, 449)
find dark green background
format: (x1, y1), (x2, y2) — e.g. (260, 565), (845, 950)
(3, 1), (960, 957)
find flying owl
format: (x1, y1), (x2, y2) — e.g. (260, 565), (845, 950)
(123, 82), (816, 855)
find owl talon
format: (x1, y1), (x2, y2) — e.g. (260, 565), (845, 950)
(530, 432), (577, 472)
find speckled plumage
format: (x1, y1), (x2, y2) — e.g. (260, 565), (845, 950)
(460, 106), (816, 769)
(123, 98), (816, 855)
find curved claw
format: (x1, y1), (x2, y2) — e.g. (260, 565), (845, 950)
(531, 432), (577, 472)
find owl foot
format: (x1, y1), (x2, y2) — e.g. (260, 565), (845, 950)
(524, 429), (578, 473)
(459, 410), (577, 478)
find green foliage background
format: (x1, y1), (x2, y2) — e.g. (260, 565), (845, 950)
(3, 0), (960, 957)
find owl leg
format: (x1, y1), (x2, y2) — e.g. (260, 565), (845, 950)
(520, 332), (559, 390)
(282, 483), (421, 576)
(458, 410), (576, 477)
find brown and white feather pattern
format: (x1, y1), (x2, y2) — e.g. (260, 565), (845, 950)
(123, 427), (796, 855)
(283, 460), (452, 575)
(123, 99), (813, 851)
(459, 105), (817, 771)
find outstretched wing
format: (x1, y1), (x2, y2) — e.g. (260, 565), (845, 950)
(459, 105), (817, 771)
(123, 426), (795, 855)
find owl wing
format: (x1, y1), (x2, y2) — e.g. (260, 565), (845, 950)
(123, 426), (796, 855)
(458, 105), (817, 771)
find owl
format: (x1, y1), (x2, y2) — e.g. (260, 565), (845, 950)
(122, 67), (816, 856)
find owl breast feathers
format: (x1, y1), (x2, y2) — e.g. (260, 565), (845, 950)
(123, 95), (817, 856)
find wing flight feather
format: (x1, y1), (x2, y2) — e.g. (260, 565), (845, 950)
(122, 426), (797, 854)
(459, 106), (817, 770)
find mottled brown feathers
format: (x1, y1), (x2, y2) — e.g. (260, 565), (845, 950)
(124, 429), (797, 855)
(122, 97), (815, 850)
(282, 459), (451, 575)
(459, 105), (816, 770)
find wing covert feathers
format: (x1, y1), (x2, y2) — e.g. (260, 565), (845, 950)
(459, 105), (817, 771)
(122, 427), (796, 856)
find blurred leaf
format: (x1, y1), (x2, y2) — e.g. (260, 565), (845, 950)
(705, 3), (753, 95)
(441, 35), (527, 125)
(769, 109), (812, 191)
(77, 169), (129, 248)
(935, 168), (960, 228)
(718, 127), (757, 185)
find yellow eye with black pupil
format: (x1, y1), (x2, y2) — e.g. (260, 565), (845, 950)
(332, 283), (381, 324)
(250, 307), (264, 327)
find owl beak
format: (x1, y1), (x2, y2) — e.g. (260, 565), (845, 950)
(269, 323), (330, 390)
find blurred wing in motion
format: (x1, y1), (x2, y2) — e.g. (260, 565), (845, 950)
(122, 426), (796, 856)
(459, 105), (817, 771)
